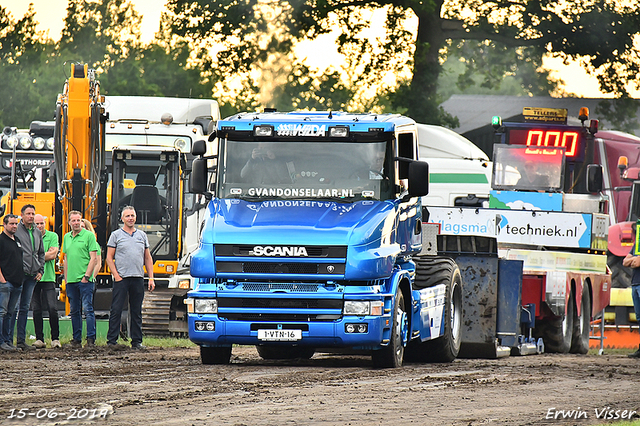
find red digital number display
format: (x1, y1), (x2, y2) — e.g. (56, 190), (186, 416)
(507, 129), (581, 157)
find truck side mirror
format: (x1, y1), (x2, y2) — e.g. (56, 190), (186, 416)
(192, 139), (207, 156)
(408, 161), (429, 197)
(190, 158), (209, 194)
(586, 164), (603, 193)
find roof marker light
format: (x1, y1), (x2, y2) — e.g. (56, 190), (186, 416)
(492, 116), (502, 130)
(254, 125), (273, 137)
(329, 126), (349, 137)
(618, 156), (629, 172)
(579, 107), (589, 123)
(161, 113), (173, 125)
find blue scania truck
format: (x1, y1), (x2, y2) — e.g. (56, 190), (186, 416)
(186, 111), (467, 367)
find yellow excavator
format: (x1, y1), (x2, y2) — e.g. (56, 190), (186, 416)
(52, 63), (107, 312)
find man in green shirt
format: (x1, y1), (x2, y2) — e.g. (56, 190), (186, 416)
(32, 214), (61, 349)
(62, 211), (99, 348)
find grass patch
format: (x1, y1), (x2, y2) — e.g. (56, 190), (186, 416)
(588, 347), (638, 356)
(142, 336), (197, 348)
(595, 420), (640, 426)
(26, 335), (196, 348)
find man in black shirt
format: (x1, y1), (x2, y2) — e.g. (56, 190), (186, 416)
(0, 214), (24, 351)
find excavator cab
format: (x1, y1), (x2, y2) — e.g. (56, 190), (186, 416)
(110, 147), (181, 261)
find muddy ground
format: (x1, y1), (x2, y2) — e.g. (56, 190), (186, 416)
(1, 345), (639, 426)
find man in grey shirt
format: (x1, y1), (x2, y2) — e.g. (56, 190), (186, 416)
(105, 206), (155, 349)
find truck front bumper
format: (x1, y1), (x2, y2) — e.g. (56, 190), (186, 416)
(188, 314), (390, 349)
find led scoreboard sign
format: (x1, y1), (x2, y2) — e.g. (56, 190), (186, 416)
(506, 127), (584, 158)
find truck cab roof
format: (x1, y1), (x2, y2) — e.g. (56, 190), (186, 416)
(220, 111), (416, 133)
(105, 96), (219, 123)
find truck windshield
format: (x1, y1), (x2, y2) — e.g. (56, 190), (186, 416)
(217, 139), (393, 201)
(491, 144), (565, 192)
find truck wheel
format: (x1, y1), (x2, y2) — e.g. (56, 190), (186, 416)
(536, 293), (574, 353)
(200, 346), (232, 365)
(256, 345), (315, 360)
(608, 252), (632, 288)
(570, 287), (591, 354)
(405, 257), (462, 363)
(372, 287), (407, 368)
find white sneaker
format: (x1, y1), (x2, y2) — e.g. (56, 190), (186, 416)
(51, 340), (61, 349)
(33, 339), (46, 349)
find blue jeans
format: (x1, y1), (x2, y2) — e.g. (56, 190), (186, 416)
(66, 281), (96, 342)
(0, 281), (22, 345)
(8, 276), (37, 344)
(632, 284), (640, 325)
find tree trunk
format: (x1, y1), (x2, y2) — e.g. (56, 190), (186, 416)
(405, 5), (447, 124)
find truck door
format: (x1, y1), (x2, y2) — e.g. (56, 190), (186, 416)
(396, 132), (422, 254)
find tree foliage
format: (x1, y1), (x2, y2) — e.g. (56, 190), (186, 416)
(0, 1), (215, 129)
(0, 5), (60, 127)
(3, 1), (640, 129)
(167, 0), (640, 125)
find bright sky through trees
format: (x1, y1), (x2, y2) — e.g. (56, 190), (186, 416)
(4, 0), (638, 98)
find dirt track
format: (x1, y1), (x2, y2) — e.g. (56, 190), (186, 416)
(1, 346), (639, 426)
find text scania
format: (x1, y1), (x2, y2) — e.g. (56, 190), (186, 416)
(503, 224), (578, 237)
(252, 246), (309, 257)
(276, 124), (326, 137)
(248, 187), (354, 198)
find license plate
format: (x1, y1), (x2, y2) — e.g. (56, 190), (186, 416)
(257, 329), (302, 341)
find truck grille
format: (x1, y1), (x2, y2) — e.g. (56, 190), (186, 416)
(244, 262), (318, 274)
(217, 244), (347, 258)
(217, 296), (343, 322)
(216, 261), (345, 275)
(220, 313), (341, 321)
(215, 244), (347, 277)
(242, 282), (319, 292)
(219, 298), (342, 309)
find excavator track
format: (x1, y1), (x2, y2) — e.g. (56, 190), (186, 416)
(142, 290), (172, 337)
(142, 288), (189, 337)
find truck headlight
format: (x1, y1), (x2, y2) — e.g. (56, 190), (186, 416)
(6, 135), (19, 149)
(344, 301), (383, 316)
(19, 135), (32, 150)
(194, 299), (218, 313)
(33, 137), (45, 150)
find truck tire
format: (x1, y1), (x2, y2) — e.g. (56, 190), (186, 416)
(200, 346), (232, 365)
(412, 256), (459, 290)
(570, 287), (591, 354)
(536, 293), (574, 353)
(405, 257), (462, 363)
(255, 345), (315, 360)
(371, 287), (407, 368)
(608, 252), (632, 288)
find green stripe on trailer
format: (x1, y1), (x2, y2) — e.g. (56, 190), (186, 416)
(429, 173), (489, 184)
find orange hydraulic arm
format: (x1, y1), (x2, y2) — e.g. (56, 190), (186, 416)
(53, 63), (106, 237)
(53, 64), (107, 313)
